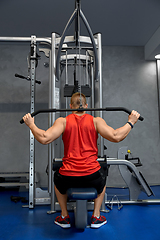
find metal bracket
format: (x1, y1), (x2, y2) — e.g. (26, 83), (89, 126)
(107, 195), (123, 211)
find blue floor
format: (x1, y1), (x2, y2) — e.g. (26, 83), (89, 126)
(0, 187), (160, 240)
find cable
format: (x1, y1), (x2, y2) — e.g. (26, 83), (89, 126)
(78, 8), (82, 108)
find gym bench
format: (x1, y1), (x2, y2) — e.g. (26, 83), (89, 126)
(52, 158), (108, 229)
(67, 187), (97, 229)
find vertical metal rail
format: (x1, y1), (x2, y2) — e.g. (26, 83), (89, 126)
(29, 35), (37, 208)
(86, 51), (89, 85)
(91, 60), (94, 114)
(97, 33), (104, 157)
(156, 59), (160, 136)
(96, 33), (106, 212)
(49, 33), (57, 213)
(65, 50), (68, 112)
(48, 48), (52, 194)
(94, 33), (104, 157)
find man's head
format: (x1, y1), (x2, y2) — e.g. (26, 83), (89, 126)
(70, 92), (88, 109)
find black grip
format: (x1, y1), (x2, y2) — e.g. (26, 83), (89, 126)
(20, 112), (37, 124)
(124, 109), (144, 121)
(138, 115), (144, 121)
(104, 107), (144, 121)
(35, 80), (41, 85)
(15, 73), (41, 84)
(125, 109), (144, 121)
(20, 119), (24, 124)
(20, 107), (144, 124)
(15, 73), (26, 79)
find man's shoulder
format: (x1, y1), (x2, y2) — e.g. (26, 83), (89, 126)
(58, 116), (66, 120)
(93, 116), (105, 126)
(93, 116), (103, 122)
(56, 117), (66, 123)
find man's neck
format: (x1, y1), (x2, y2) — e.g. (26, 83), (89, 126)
(72, 111), (86, 116)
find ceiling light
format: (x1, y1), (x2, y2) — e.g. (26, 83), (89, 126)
(155, 54), (160, 59)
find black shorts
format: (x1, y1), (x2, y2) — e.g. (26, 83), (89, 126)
(54, 168), (106, 195)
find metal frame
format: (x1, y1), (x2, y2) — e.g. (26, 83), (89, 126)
(0, 35), (159, 208)
(46, 0), (104, 212)
(47, 31), (103, 213)
(53, 157), (158, 205)
(0, 36), (52, 209)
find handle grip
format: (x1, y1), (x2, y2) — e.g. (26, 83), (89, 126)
(15, 73), (26, 79)
(20, 107), (144, 124)
(35, 80), (41, 85)
(112, 108), (143, 121)
(20, 119), (24, 124)
(138, 115), (143, 121)
(15, 73), (41, 84)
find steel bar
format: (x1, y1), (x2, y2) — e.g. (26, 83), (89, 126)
(20, 107), (144, 124)
(0, 36), (51, 44)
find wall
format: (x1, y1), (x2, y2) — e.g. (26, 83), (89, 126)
(0, 44), (159, 188)
(102, 46), (160, 186)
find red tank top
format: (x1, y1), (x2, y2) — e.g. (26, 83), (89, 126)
(59, 113), (101, 176)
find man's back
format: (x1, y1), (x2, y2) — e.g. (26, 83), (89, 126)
(59, 113), (101, 176)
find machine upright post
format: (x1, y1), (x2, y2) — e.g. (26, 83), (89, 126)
(49, 33), (57, 212)
(48, 47), (52, 194)
(97, 33), (103, 157)
(156, 59), (160, 133)
(29, 35), (37, 208)
(94, 33), (104, 157)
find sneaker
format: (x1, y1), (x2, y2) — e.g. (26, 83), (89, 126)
(54, 215), (71, 228)
(91, 215), (107, 228)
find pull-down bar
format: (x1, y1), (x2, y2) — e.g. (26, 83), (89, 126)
(20, 107), (144, 124)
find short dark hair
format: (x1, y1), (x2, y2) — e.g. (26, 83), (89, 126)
(70, 92), (87, 108)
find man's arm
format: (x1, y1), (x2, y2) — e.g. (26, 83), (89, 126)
(94, 110), (140, 142)
(23, 113), (65, 144)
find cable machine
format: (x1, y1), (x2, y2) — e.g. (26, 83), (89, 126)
(0, 0), (157, 213)
(47, 0), (104, 212)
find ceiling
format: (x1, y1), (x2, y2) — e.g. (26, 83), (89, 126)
(0, 0), (160, 59)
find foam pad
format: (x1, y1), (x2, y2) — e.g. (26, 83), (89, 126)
(67, 188), (97, 200)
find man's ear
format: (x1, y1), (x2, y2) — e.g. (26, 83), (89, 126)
(84, 104), (88, 109)
(70, 104), (72, 109)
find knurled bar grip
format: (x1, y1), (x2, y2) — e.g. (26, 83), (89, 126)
(20, 107), (144, 124)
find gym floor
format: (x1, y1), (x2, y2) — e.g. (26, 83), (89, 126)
(0, 187), (160, 240)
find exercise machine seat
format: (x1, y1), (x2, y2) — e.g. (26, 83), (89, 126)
(67, 187), (97, 229)
(67, 187), (97, 200)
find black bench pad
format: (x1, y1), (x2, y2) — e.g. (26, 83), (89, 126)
(67, 188), (97, 200)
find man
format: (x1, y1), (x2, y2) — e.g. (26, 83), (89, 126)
(23, 92), (140, 229)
